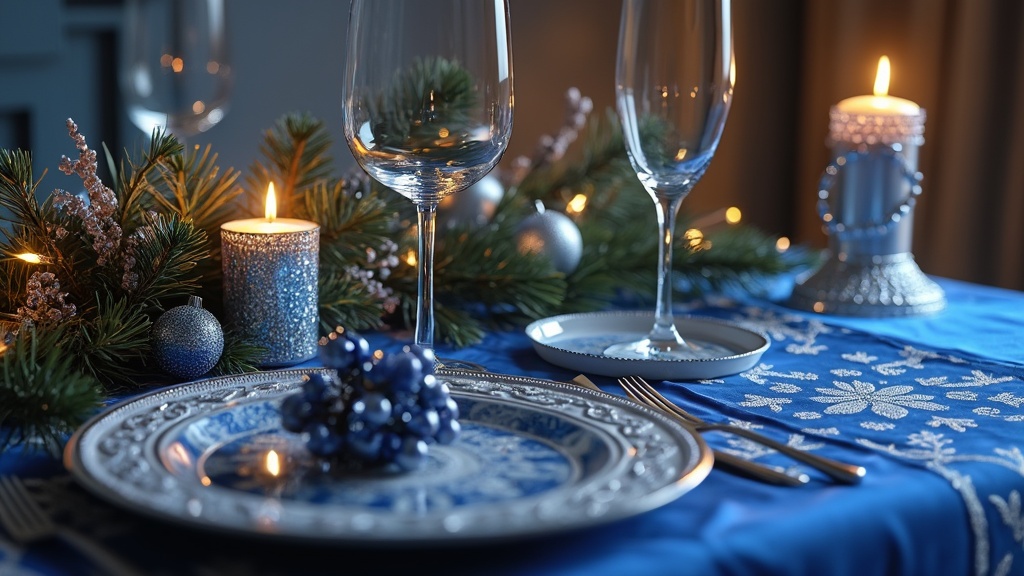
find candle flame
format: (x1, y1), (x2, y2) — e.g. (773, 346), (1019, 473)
(873, 56), (891, 97)
(265, 449), (281, 477)
(265, 183), (277, 223)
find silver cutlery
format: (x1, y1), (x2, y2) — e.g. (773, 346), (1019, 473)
(572, 374), (808, 486)
(0, 475), (144, 576)
(617, 375), (867, 485)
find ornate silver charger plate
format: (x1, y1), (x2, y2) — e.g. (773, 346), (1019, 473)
(64, 368), (711, 546)
(526, 311), (770, 380)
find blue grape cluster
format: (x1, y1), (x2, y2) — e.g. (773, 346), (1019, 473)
(279, 328), (461, 471)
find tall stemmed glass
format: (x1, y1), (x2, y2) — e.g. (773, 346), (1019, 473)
(343, 0), (514, 357)
(120, 0), (232, 147)
(606, 0), (734, 360)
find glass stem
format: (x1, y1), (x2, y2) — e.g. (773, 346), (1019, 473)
(416, 202), (438, 351)
(651, 194), (685, 343)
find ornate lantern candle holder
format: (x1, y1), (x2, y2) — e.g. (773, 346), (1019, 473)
(788, 57), (945, 317)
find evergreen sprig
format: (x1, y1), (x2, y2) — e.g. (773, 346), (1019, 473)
(0, 325), (103, 456)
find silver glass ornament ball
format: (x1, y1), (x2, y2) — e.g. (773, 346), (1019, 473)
(516, 202), (583, 274)
(151, 295), (225, 380)
(438, 173), (505, 229)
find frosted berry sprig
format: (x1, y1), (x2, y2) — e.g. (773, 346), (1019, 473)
(279, 328), (461, 471)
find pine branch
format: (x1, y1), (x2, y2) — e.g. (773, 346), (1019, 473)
(73, 293), (153, 389)
(0, 149), (50, 233)
(0, 325), (104, 456)
(210, 329), (265, 376)
(248, 113), (335, 218)
(113, 129), (183, 224)
(127, 212), (208, 311)
(318, 272), (391, 333)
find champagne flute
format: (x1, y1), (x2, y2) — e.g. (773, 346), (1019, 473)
(120, 0), (232, 147)
(606, 0), (734, 360)
(343, 0), (514, 359)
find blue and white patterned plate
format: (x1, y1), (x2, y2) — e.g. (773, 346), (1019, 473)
(64, 368), (711, 545)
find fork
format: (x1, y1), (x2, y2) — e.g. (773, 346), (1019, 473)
(618, 376), (867, 485)
(0, 475), (145, 576)
(569, 375), (808, 487)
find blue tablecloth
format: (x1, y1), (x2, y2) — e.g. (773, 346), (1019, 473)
(2, 276), (1023, 576)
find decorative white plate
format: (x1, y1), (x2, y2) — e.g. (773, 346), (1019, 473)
(64, 368), (711, 546)
(525, 311), (770, 380)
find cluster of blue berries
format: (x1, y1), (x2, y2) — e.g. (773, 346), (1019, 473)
(279, 328), (461, 471)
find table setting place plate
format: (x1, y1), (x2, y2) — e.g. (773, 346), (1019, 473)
(64, 368), (711, 546)
(525, 311), (770, 380)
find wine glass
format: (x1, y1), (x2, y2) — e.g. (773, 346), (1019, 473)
(120, 0), (232, 147)
(343, 0), (514, 358)
(605, 0), (734, 360)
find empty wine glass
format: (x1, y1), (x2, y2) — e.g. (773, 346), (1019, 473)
(120, 0), (232, 147)
(343, 0), (514, 357)
(605, 0), (734, 360)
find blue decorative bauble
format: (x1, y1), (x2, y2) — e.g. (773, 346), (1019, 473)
(437, 173), (505, 229)
(151, 296), (224, 380)
(516, 202), (584, 274)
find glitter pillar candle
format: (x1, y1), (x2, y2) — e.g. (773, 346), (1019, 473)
(221, 184), (320, 366)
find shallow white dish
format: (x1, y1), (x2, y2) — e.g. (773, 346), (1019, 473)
(64, 368), (711, 546)
(525, 311), (770, 380)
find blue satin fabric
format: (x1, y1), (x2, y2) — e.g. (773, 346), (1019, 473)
(2, 276), (1021, 576)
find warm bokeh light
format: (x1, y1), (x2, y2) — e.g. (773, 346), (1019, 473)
(776, 236), (791, 252)
(192, 100), (206, 114)
(171, 57), (184, 73)
(725, 206), (742, 224)
(206, 61), (220, 74)
(873, 56), (891, 97)
(160, 53), (173, 67)
(265, 183), (277, 222)
(17, 253), (43, 264)
(566, 193), (588, 215)
(404, 249), (417, 267)
(265, 450), (281, 477)
(684, 228), (705, 249)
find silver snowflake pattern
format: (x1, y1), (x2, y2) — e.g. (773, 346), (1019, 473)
(842, 351), (877, 364)
(949, 391), (979, 401)
(831, 368), (863, 377)
(742, 363), (817, 386)
(989, 393), (1024, 408)
(811, 381), (948, 419)
(928, 417), (979, 432)
(861, 421), (897, 431)
(793, 411), (822, 420)
(738, 394), (791, 413)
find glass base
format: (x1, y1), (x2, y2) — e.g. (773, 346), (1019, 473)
(436, 357), (488, 372)
(603, 337), (734, 361)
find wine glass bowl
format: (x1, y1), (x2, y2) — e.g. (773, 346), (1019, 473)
(343, 0), (514, 355)
(605, 0), (734, 360)
(121, 0), (232, 142)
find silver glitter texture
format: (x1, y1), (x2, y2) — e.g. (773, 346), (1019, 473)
(221, 226), (320, 366)
(151, 296), (225, 380)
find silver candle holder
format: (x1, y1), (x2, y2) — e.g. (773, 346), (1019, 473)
(787, 103), (945, 317)
(221, 221), (320, 366)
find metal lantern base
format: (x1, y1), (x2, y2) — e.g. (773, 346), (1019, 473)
(787, 252), (946, 317)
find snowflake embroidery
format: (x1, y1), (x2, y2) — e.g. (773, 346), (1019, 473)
(770, 383), (802, 393)
(947, 391), (978, 401)
(975, 407), (1002, 417)
(988, 393), (1024, 408)
(811, 381), (949, 419)
(842, 351), (876, 364)
(831, 368), (863, 377)
(803, 427), (840, 436)
(784, 341), (828, 355)
(927, 416), (978, 432)
(861, 421), (897, 431)
(793, 411), (822, 420)
(872, 346), (944, 376)
(738, 394), (791, 413)
(742, 364), (817, 386)
(990, 491), (1024, 544)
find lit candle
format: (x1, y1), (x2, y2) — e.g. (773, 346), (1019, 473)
(836, 56), (920, 116)
(221, 183), (320, 366)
